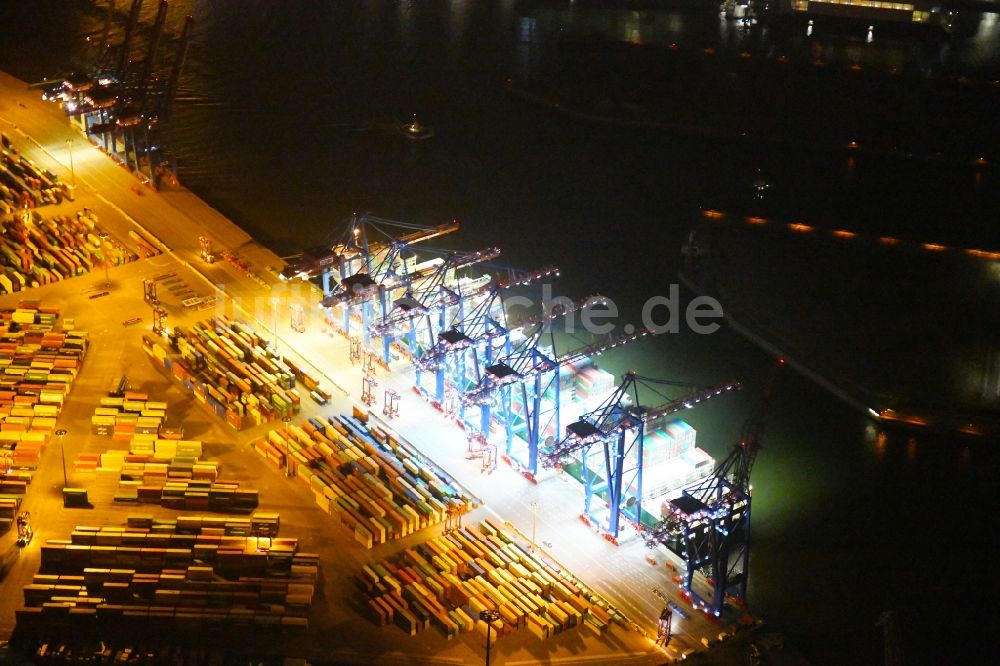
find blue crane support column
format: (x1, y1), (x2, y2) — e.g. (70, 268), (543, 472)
(582, 442), (597, 518)
(605, 430), (628, 538)
(457, 343), (474, 427)
(464, 294), (609, 477)
(533, 355), (560, 476)
(507, 348), (560, 477)
(321, 268), (333, 300)
(413, 296), (450, 400)
(339, 260), (352, 335)
(604, 424), (643, 534)
(527, 370), (545, 474)
(433, 344), (446, 405)
(479, 344), (498, 437)
(739, 496), (752, 603)
(379, 287), (393, 365)
(586, 413), (643, 536)
(500, 382), (514, 449)
(363, 296), (374, 350)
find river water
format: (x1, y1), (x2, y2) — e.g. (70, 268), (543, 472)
(2, 1), (999, 663)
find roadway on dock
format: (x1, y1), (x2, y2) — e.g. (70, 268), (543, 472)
(0, 71), (738, 664)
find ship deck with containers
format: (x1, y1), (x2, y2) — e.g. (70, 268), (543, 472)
(0, 70), (767, 664)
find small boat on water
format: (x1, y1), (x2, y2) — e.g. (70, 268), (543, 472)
(751, 169), (771, 199)
(400, 114), (434, 140)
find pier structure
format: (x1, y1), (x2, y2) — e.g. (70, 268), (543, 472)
(0, 72), (764, 661)
(286, 215), (752, 563)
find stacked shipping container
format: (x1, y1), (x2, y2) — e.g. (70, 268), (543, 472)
(17, 517), (317, 636)
(0, 471), (28, 533)
(251, 414), (476, 549)
(0, 304), (87, 491)
(0, 211), (144, 293)
(0, 143), (70, 212)
(145, 316), (302, 430)
(357, 518), (617, 640)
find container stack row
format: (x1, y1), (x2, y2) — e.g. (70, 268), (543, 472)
(144, 316), (302, 430)
(36, 532), (315, 579)
(356, 518), (615, 641)
(74, 391), (257, 511)
(16, 516), (318, 637)
(0, 471), (28, 533)
(0, 144), (69, 211)
(75, 446), (218, 484)
(0, 211), (140, 293)
(78, 392), (206, 482)
(251, 414), (476, 549)
(0, 304), (87, 470)
(120, 512), (280, 537)
(279, 355), (331, 404)
(89, 393), (169, 440)
(113, 478), (259, 512)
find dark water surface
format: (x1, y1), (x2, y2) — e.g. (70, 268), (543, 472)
(2, 1), (1000, 663)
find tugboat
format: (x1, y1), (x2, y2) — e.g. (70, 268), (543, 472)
(400, 114), (434, 140)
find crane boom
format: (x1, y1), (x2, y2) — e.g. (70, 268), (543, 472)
(492, 295), (607, 343)
(461, 328), (653, 407)
(413, 265), (561, 372)
(491, 266), (560, 291)
(397, 219), (460, 245)
(369, 247), (502, 337)
(542, 376), (741, 465)
(643, 380), (742, 422)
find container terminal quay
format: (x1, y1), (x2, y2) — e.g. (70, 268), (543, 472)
(0, 71), (802, 665)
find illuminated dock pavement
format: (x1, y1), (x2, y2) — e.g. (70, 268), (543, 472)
(0, 71), (745, 663)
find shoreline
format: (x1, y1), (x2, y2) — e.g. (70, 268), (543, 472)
(0, 69), (803, 664)
(679, 270), (1000, 440)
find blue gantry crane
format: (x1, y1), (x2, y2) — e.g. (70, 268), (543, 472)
(368, 246), (501, 364)
(281, 213), (461, 358)
(413, 265), (559, 412)
(643, 360), (781, 617)
(460, 320), (650, 479)
(319, 215), (460, 349)
(541, 372), (741, 539)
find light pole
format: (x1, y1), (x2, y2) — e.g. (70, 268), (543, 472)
(271, 297), (280, 358)
(529, 500), (539, 553)
(98, 231), (111, 288)
(281, 415), (292, 477)
(479, 609), (501, 666)
(65, 139), (75, 187)
(55, 428), (68, 488)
